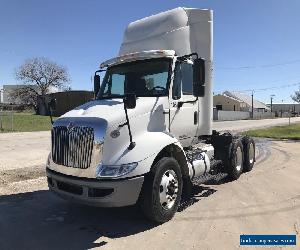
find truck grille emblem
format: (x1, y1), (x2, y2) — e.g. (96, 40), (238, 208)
(67, 122), (75, 133)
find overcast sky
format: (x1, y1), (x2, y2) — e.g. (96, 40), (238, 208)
(1, 0), (300, 103)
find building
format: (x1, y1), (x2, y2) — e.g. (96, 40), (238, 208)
(214, 91), (270, 112)
(213, 94), (248, 111)
(1, 85), (24, 104)
(1, 84), (39, 104)
(1, 84), (61, 105)
(38, 90), (94, 116)
(266, 103), (300, 115)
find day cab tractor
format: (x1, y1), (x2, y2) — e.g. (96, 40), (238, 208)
(46, 7), (256, 223)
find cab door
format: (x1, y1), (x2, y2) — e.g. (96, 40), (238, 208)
(169, 61), (199, 147)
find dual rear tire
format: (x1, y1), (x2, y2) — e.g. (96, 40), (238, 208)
(226, 139), (244, 180)
(243, 137), (255, 172)
(226, 137), (256, 180)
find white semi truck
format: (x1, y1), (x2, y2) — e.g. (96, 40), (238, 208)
(46, 7), (255, 222)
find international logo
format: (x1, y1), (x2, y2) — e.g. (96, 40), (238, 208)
(67, 122), (75, 133)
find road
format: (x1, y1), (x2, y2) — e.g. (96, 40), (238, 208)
(1, 117), (300, 249)
(1, 117), (300, 171)
(213, 116), (300, 133)
(1, 139), (299, 249)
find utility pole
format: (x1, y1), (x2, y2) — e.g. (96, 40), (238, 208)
(270, 94), (275, 113)
(251, 90), (254, 119)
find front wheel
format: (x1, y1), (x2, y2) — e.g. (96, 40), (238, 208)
(139, 157), (182, 223)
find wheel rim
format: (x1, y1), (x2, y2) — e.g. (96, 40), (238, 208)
(236, 146), (243, 172)
(249, 143), (255, 164)
(159, 170), (179, 210)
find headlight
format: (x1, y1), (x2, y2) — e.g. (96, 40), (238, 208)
(96, 162), (138, 178)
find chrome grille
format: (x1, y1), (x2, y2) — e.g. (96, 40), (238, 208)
(51, 126), (94, 169)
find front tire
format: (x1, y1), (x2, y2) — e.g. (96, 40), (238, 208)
(139, 157), (182, 223)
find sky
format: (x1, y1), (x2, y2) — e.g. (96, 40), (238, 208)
(1, 0), (300, 104)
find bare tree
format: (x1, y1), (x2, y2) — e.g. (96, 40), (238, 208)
(291, 87), (300, 103)
(13, 57), (70, 113)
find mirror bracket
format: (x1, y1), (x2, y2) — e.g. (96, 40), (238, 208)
(177, 97), (198, 108)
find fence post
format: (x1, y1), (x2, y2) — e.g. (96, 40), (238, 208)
(0, 111), (2, 131)
(11, 105), (14, 131)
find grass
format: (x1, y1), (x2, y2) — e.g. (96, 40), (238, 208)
(244, 123), (300, 140)
(0, 112), (56, 133)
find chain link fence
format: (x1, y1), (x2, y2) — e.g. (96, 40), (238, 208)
(0, 109), (15, 132)
(1, 88), (15, 131)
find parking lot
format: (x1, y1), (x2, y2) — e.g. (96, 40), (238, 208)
(1, 118), (300, 249)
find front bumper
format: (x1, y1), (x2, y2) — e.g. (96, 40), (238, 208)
(46, 168), (144, 207)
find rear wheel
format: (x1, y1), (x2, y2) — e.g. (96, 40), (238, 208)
(226, 139), (244, 180)
(242, 137), (255, 172)
(139, 157), (182, 223)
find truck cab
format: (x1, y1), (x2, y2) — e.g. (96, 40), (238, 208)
(46, 7), (255, 223)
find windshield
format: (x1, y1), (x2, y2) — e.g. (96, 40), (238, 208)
(97, 59), (171, 99)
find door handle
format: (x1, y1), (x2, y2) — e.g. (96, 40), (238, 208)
(194, 111), (198, 125)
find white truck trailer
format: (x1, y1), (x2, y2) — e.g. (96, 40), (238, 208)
(46, 7), (255, 222)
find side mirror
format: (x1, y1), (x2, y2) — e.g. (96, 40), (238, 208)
(48, 98), (57, 111)
(123, 93), (136, 109)
(193, 58), (205, 97)
(94, 74), (101, 98)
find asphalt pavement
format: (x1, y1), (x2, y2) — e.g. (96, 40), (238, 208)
(1, 117), (299, 171)
(1, 117), (300, 249)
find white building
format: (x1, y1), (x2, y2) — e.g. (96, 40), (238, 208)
(266, 103), (300, 115)
(0, 84), (59, 104)
(223, 91), (270, 112)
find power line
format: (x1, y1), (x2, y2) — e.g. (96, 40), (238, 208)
(217, 59), (300, 70)
(218, 76), (300, 87)
(215, 82), (300, 94)
(240, 82), (300, 93)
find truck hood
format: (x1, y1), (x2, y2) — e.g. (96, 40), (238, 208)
(61, 97), (167, 128)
